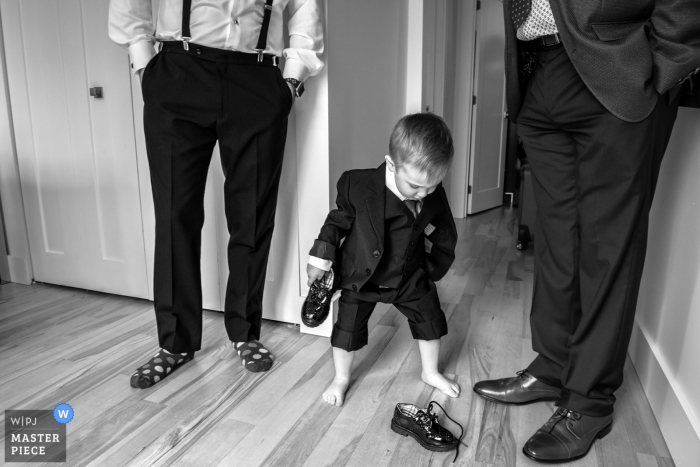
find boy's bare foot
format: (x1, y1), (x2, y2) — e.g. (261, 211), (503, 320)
(422, 371), (460, 398)
(322, 377), (350, 407)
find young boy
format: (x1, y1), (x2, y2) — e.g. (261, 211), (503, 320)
(307, 113), (459, 407)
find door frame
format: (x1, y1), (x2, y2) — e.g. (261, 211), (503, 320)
(0, 3), (38, 285)
(447, 0), (478, 218)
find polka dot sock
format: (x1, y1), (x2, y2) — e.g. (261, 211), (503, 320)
(234, 340), (274, 372)
(130, 348), (194, 389)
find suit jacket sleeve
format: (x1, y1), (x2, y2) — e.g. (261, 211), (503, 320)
(309, 171), (355, 262)
(649, 0), (700, 94)
(423, 186), (458, 282)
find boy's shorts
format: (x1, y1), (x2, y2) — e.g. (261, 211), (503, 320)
(331, 268), (448, 352)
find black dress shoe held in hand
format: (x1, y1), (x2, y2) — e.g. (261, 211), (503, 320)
(523, 408), (613, 463)
(473, 370), (561, 405)
(301, 269), (336, 328)
(391, 401), (464, 462)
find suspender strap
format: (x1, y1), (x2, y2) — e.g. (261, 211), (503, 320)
(182, 0), (192, 50)
(254, 0), (274, 61)
(180, 0), (275, 61)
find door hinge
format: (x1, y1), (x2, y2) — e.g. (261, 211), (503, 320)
(468, 185), (473, 194)
(472, 95), (477, 105)
(476, 0), (481, 10)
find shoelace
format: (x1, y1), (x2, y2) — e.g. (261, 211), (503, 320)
(425, 401), (465, 463)
(547, 407), (582, 433)
(308, 270), (334, 309)
(516, 369), (528, 380)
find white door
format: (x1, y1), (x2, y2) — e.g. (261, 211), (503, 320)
(466, 0), (508, 214)
(2, 0), (149, 298)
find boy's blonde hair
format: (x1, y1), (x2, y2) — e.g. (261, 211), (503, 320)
(389, 113), (454, 182)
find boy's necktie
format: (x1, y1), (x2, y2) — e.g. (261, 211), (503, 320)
(511, 0), (532, 29)
(404, 199), (422, 218)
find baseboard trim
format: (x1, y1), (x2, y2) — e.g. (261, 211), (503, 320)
(629, 320), (700, 467)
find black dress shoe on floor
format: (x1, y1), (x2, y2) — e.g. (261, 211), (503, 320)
(301, 269), (336, 328)
(522, 408), (613, 463)
(391, 401), (464, 461)
(473, 370), (561, 405)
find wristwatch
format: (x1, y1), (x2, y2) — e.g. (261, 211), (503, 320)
(284, 78), (305, 97)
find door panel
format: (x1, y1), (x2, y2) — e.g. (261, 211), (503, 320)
(2, 0), (149, 297)
(467, 0), (507, 214)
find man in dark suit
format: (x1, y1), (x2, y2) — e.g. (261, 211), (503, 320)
(473, 0), (700, 462)
(307, 113), (459, 407)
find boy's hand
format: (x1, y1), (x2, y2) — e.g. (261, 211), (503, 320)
(307, 264), (328, 287)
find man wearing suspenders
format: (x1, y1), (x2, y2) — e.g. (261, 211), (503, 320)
(109, 0), (324, 387)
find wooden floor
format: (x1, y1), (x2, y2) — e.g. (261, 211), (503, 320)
(0, 207), (674, 467)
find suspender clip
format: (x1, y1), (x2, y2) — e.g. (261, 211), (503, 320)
(254, 49), (264, 62)
(264, 4), (272, 10)
(182, 36), (191, 51)
(273, 56), (277, 66)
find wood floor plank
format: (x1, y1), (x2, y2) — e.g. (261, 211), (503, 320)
(0, 302), (153, 379)
(225, 335), (331, 425)
(57, 400), (167, 467)
(86, 360), (261, 467)
(169, 418), (254, 467)
(7, 333), (153, 410)
(127, 368), (276, 466)
(144, 355), (222, 404)
(342, 348), (428, 467)
(66, 373), (135, 433)
(214, 357), (337, 466)
(638, 452), (661, 467)
(617, 358), (674, 459)
(598, 414), (640, 467)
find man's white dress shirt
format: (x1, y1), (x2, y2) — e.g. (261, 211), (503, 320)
(109, 0), (324, 81)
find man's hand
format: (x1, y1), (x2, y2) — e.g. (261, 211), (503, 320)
(307, 263), (328, 287)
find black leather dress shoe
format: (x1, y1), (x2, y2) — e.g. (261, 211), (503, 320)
(391, 402), (462, 454)
(301, 269), (336, 328)
(473, 370), (561, 405)
(523, 408), (613, 463)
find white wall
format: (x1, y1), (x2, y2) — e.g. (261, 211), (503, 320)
(325, 0), (410, 196)
(629, 106), (700, 467)
(0, 9), (32, 284)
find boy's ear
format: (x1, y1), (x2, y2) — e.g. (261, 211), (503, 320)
(385, 155), (396, 172)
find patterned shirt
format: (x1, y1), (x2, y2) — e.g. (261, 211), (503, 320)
(517, 0), (559, 41)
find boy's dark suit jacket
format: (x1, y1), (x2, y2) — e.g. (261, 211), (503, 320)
(309, 163), (458, 292)
(504, 0), (700, 123)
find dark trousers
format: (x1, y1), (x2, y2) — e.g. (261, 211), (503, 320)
(517, 44), (679, 416)
(142, 43), (293, 353)
(331, 268), (448, 352)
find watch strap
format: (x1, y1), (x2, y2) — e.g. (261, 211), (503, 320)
(284, 78), (305, 97)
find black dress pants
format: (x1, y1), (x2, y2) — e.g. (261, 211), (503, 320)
(517, 44), (679, 416)
(331, 268), (448, 352)
(142, 43), (293, 353)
